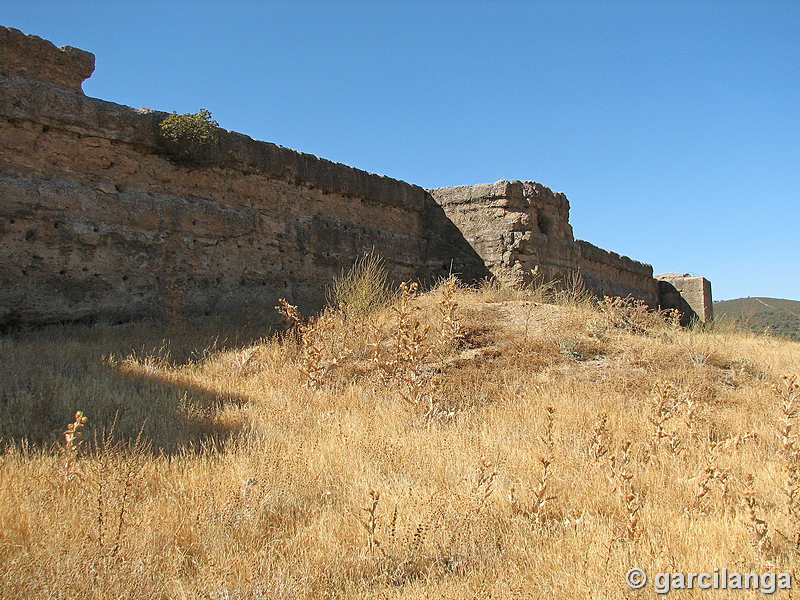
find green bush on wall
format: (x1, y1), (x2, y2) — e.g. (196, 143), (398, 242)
(158, 108), (221, 166)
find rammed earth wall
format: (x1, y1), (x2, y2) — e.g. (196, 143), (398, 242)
(0, 26), (485, 325)
(0, 26), (710, 326)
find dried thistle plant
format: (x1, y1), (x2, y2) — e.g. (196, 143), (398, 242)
(436, 276), (464, 355)
(609, 441), (641, 541)
(531, 456), (556, 525)
(589, 412), (611, 462)
(53, 411), (90, 492)
(684, 394), (701, 442)
(542, 405), (555, 454)
(508, 407), (557, 525)
(63, 410), (88, 459)
(666, 307), (683, 329)
(650, 381), (681, 452)
(408, 520), (429, 555)
(374, 282), (432, 407)
(777, 375), (799, 456)
(742, 474), (772, 560)
(275, 297), (301, 329)
(694, 466), (717, 508)
(530, 407), (557, 524)
(692, 458), (729, 516)
(597, 295), (650, 335)
(351, 491), (444, 586)
(296, 317), (328, 389)
(275, 300), (348, 389)
(359, 489), (384, 557)
(391, 282), (430, 373)
(775, 374), (800, 547)
(703, 436), (732, 510)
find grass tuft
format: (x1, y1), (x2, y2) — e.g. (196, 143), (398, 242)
(327, 252), (394, 318)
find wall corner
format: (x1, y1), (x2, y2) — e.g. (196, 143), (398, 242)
(656, 273), (713, 325)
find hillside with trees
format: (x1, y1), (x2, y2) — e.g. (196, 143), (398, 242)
(715, 297), (800, 341)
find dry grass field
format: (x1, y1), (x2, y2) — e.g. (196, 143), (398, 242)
(1, 274), (799, 599)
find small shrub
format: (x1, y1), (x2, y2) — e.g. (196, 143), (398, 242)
(158, 108), (221, 166)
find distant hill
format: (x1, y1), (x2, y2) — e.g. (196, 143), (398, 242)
(714, 297), (800, 341)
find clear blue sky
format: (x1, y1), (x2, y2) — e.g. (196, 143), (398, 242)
(3, 1), (798, 301)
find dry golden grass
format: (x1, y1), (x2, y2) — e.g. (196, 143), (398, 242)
(1, 279), (799, 599)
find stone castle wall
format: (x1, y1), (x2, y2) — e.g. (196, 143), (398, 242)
(429, 181), (659, 305)
(0, 26), (486, 325)
(0, 26), (709, 326)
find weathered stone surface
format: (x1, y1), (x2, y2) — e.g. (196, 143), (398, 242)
(656, 273), (713, 324)
(576, 240), (658, 305)
(0, 26), (94, 94)
(429, 181), (659, 304)
(0, 105), (455, 324)
(0, 30), (477, 325)
(0, 73), (427, 212)
(429, 181), (574, 283)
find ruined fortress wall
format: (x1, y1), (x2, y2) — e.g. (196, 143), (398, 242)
(428, 181), (578, 284)
(429, 181), (659, 304)
(0, 27), (486, 325)
(576, 241), (658, 305)
(0, 26), (706, 326)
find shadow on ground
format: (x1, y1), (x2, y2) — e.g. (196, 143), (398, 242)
(0, 315), (274, 455)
